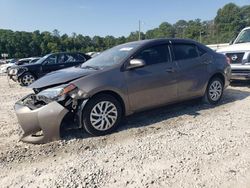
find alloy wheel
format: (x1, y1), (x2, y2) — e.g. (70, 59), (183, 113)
(208, 80), (223, 102)
(90, 101), (118, 131)
(22, 74), (35, 86)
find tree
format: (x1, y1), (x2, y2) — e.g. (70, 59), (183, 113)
(52, 29), (60, 37)
(215, 3), (245, 42)
(1, 3), (250, 58)
(173, 20), (188, 38)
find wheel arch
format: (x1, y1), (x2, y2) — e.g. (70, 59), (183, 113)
(202, 72), (225, 96)
(18, 70), (37, 79)
(209, 72), (225, 86)
(18, 71), (37, 86)
(89, 90), (126, 116)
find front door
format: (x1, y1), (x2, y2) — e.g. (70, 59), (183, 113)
(40, 54), (59, 76)
(125, 44), (178, 112)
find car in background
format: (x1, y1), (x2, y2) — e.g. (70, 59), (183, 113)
(14, 39), (231, 144)
(217, 27), (250, 80)
(0, 60), (5, 65)
(15, 57), (41, 66)
(86, 52), (101, 57)
(9, 52), (91, 86)
(0, 59), (17, 74)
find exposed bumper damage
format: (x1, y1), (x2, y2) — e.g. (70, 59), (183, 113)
(14, 83), (89, 144)
(15, 95), (68, 144)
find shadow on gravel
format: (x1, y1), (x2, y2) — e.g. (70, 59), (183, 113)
(61, 84), (250, 141)
(120, 87), (250, 131)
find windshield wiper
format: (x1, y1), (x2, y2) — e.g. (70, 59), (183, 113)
(81, 65), (100, 70)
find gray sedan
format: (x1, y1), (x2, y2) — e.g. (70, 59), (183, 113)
(14, 39), (231, 144)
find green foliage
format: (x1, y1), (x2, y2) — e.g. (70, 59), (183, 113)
(215, 3), (245, 42)
(0, 3), (250, 58)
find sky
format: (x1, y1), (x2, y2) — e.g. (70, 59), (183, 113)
(0, 0), (249, 37)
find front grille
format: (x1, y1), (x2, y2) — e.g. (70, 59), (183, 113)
(232, 69), (250, 74)
(226, 53), (245, 64)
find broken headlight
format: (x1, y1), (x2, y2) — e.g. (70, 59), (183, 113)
(36, 84), (87, 102)
(36, 84), (76, 101)
(9, 68), (18, 75)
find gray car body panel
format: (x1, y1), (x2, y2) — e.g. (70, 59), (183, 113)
(14, 39), (231, 144)
(29, 66), (96, 89)
(15, 100), (68, 144)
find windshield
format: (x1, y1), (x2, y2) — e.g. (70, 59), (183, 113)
(34, 54), (50, 64)
(81, 43), (139, 69)
(234, 29), (250, 44)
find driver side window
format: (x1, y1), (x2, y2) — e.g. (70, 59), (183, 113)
(135, 44), (170, 65)
(45, 55), (57, 65)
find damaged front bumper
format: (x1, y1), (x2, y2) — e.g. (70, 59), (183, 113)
(14, 95), (69, 144)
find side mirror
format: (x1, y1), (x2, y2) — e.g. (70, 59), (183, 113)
(127, 59), (145, 70)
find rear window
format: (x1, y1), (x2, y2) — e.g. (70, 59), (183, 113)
(173, 44), (199, 61)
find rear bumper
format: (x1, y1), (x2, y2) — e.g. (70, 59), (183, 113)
(14, 99), (68, 144)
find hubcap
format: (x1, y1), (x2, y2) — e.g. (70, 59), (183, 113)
(90, 101), (118, 131)
(22, 74), (35, 85)
(209, 80), (222, 101)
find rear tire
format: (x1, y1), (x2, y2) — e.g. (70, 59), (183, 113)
(203, 77), (224, 105)
(20, 72), (36, 86)
(82, 94), (123, 136)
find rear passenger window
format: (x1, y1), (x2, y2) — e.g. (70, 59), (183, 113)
(173, 44), (199, 61)
(135, 45), (170, 65)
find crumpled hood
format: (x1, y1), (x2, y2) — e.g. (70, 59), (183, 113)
(29, 66), (96, 89)
(217, 42), (250, 53)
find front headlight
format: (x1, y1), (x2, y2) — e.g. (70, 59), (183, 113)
(37, 84), (77, 101)
(9, 68), (18, 75)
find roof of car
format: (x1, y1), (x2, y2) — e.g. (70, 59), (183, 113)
(124, 38), (200, 47)
(242, 27), (250, 31)
(121, 38), (214, 53)
(49, 52), (86, 55)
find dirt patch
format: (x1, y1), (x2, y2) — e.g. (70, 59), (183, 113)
(0, 75), (250, 188)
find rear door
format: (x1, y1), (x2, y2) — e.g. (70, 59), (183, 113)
(171, 43), (209, 99)
(125, 44), (178, 112)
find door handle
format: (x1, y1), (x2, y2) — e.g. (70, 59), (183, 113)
(166, 67), (176, 73)
(59, 64), (64, 67)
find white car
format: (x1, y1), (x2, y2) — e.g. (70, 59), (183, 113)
(217, 27), (250, 80)
(15, 57), (40, 65)
(0, 60), (16, 74)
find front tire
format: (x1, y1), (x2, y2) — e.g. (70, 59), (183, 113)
(20, 72), (36, 86)
(204, 77), (224, 105)
(82, 94), (123, 136)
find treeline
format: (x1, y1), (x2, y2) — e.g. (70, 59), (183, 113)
(0, 3), (249, 58)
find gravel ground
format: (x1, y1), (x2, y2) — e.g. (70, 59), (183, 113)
(0, 75), (250, 188)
